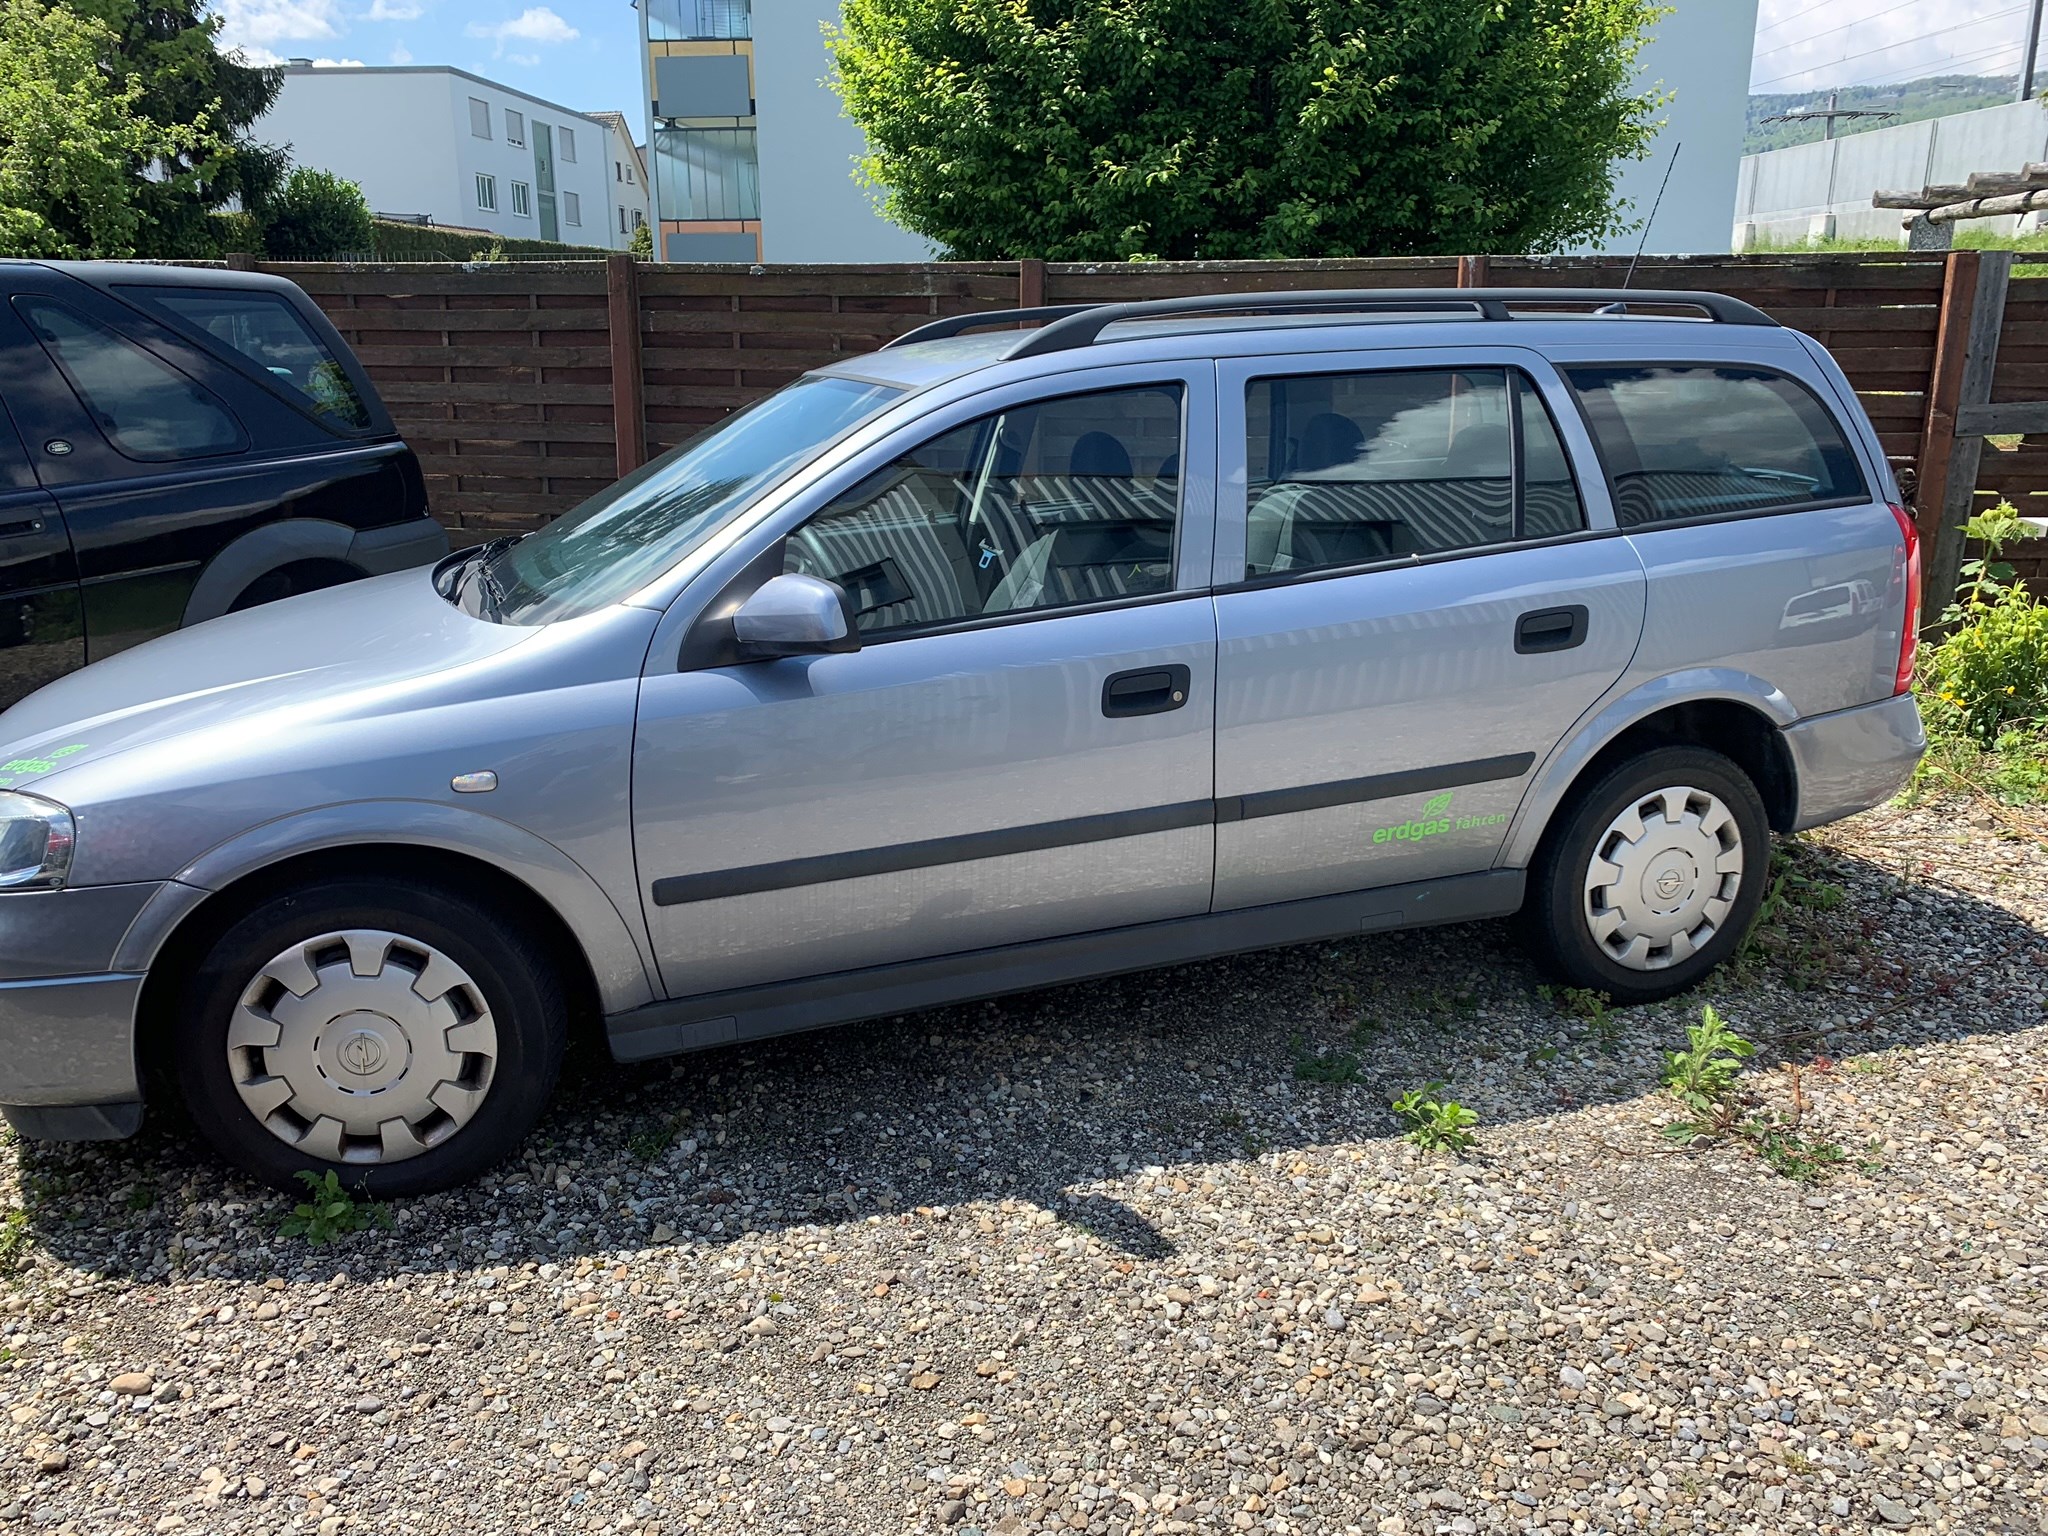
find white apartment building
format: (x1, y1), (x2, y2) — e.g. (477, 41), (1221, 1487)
(587, 110), (654, 247)
(642, 0), (1757, 263)
(256, 64), (635, 250)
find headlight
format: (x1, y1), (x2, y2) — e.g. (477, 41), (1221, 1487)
(0, 791), (73, 891)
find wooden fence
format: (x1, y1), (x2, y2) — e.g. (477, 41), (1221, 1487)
(248, 251), (2043, 594)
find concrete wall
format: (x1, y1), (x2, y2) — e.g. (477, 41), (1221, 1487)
(1582, 0), (1760, 255)
(256, 67), (629, 250)
(752, 1), (933, 262)
(1734, 100), (2048, 248)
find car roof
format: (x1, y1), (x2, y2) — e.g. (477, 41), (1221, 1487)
(817, 306), (1815, 394)
(2, 260), (320, 302)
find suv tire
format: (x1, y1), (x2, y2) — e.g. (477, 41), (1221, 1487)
(174, 877), (566, 1197)
(1527, 746), (1770, 1004)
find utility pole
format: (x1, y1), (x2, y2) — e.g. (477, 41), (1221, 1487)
(2022, 0), (2044, 102)
(1760, 91), (1898, 142)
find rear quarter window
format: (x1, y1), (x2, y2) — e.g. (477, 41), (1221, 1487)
(118, 286), (373, 433)
(1564, 364), (1867, 528)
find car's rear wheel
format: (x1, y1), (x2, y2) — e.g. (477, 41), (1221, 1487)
(1526, 746), (1770, 1004)
(174, 877), (566, 1196)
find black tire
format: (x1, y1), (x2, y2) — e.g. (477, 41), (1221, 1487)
(174, 877), (566, 1197)
(1525, 746), (1771, 1005)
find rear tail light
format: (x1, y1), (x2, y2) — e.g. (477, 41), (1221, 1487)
(1889, 502), (1921, 695)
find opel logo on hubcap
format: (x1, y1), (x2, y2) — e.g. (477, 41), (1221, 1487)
(338, 1030), (389, 1078)
(1654, 870), (1685, 900)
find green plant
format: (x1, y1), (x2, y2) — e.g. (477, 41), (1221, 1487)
(1750, 1116), (1847, 1184)
(1543, 984), (1620, 1054)
(0, 1207), (28, 1274)
(1919, 503), (2048, 755)
(1292, 1034), (1364, 1085)
(1391, 1083), (1479, 1154)
(277, 1170), (389, 1246)
(261, 167), (374, 260)
(123, 1182), (157, 1213)
(1947, 503), (2043, 619)
(827, 0), (1666, 261)
(1660, 1005), (1755, 1136)
(629, 220), (653, 259)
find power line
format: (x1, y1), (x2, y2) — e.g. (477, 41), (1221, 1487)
(1752, 0), (1942, 63)
(1753, 0), (1861, 39)
(1835, 38), (2021, 90)
(1750, 5), (2025, 89)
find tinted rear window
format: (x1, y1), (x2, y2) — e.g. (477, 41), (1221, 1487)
(123, 287), (372, 432)
(14, 297), (245, 462)
(1563, 365), (1866, 528)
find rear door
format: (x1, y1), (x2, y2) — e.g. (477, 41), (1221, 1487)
(0, 307), (79, 710)
(1210, 345), (1647, 911)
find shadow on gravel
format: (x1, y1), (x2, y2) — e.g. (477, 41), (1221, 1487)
(11, 840), (2044, 1283)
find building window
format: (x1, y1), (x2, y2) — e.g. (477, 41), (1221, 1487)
(626, 163), (635, 184)
(511, 181), (532, 217)
(562, 190), (582, 227)
(475, 172), (497, 211)
(648, 0), (750, 40)
(654, 126), (760, 221)
(469, 97), (491, 139)
(619, 205), (629, 234)
(506, 109), (525, 146)
(632, 209), (645, 229)
(615, 161), (623, 182)
(559, 126), (577, 163)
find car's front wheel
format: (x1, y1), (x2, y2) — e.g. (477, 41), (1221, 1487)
(1527, 746), (1771, 1004)
(175, 876), (566, 1197)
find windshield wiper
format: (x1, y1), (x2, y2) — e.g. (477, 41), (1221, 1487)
(451, 534), (525, 619)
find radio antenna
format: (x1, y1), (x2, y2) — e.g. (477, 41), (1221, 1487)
(1622, 140), (1682, 290)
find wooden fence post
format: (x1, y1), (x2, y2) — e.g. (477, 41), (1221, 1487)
(606, 253), (646, 479)
(1455, 255), (1490, 288)
(1018, 258), (1046, 311)
(1919, 250), (2011, 613)
(224, 252), (259, 271)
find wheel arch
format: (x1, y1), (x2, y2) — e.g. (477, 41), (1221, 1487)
(1502, 671), (1801, 871)
(182, 519), (364, 627)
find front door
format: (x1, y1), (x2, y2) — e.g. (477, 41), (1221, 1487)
(1210, 348), (1647, 911)
(0, 303), (82, 710)
(634, 373), (1217, 999)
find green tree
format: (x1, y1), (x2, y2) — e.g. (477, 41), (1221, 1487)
(630, 219), (653, 259)
(828, 0), (1665, 261)
(62, 0), (286, 256)
(0, 0), (196, 256)
(262, 167), (373, 259)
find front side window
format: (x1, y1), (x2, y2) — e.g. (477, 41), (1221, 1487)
(476, 375), (903, 625)
(122, 287), (371, 431)
(14, 298), (243, 461)
(1245, 368), (1584, 577)
(1564, 365), (1866, 527)
(785, 385), (1185, 636)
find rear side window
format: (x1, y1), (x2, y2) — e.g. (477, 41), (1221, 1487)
(125, 287), (372, 432)
(1243, 367), (1585, 578)
(14, 297), (245, 462)
(1563, 365), (1866, 527)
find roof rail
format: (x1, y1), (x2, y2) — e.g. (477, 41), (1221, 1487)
(881, 287), (1778, 357)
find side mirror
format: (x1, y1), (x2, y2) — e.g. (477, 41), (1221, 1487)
(731, 573), (860, 658)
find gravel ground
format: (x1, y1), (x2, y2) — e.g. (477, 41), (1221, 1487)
(3, 794), (2047, 1536)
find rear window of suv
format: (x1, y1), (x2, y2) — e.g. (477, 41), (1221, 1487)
(120, 286), (373, 433)
(1563, 364), (1866, 528)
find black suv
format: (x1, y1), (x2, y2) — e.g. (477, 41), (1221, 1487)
(0, 262), (442, 709)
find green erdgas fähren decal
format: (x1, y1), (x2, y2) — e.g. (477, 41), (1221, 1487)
(1371, 790), (1507, 846)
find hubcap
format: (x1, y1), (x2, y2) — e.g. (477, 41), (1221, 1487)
(226, 930), (499, 1164)
(1582, 786), (1744, 971)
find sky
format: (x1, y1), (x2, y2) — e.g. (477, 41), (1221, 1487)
(1750, 0), (2040, 94)
(210, 0), (647, 115)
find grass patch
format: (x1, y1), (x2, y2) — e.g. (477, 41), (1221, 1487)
(0, 1208), (29, 1276)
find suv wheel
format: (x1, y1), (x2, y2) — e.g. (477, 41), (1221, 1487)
(1527, 746), (1770, 1004)
(174, 877), (566, 1197)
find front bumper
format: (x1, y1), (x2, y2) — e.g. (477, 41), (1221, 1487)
(0, 883), (163, 1141)
(1784, 691), (1927, 831)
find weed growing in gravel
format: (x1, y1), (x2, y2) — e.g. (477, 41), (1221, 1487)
(0, 1208), (28, 1275)
(1739, 843), (1854, 989)
(628, 1110), (692, 1161)
(1661, 1008), (1848, 1181)
(123, 1182), (157, 1214)
(1292, 1034), (1365, 1084)
(278, 1171), (392, 1246)
(1539, 984), (1620, 1054)
(1391, 1083), (1479, 1154)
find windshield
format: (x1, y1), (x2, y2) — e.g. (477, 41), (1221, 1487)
(474, 375), (904, 624)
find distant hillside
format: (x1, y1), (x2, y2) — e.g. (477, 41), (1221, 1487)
(1746, 74), (2035, 154)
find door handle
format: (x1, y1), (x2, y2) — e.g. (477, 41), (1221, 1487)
(0, 518), (43, 539)
(1514, 605), (1588, 654)
(1102, 664), (1192, 718)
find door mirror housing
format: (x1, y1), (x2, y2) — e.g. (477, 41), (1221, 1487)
(731, 573), (860, 658)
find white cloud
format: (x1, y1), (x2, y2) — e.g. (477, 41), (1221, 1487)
(211, 0), (345, 49)
(465, 6), (579, 58)
(231, 45), (364, 66)
(1752, 0), (2028, 93)
(389, 40), (414, 64)
(364, 0), (422, 19)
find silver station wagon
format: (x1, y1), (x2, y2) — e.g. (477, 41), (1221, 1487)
(0, 288), (1926, 1194)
